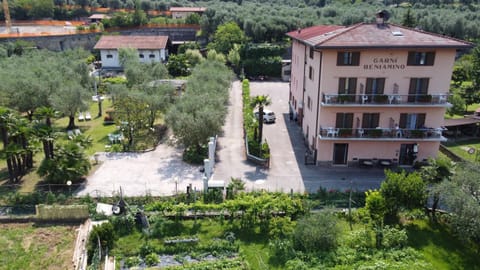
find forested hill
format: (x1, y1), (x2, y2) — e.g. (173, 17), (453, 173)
(196, 0), (479, 42)
(1, 0), (479, 43)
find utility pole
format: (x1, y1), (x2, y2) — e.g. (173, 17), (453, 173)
(2, 0), (12, 34)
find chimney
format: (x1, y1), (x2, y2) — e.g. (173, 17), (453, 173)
(376, 10), (390, 28)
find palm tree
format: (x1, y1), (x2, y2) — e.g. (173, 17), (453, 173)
(0, 107), (34, 182)
(421, 157), (456, 221)
(34, 106), (57, 159)
(251, 95), (271, 145)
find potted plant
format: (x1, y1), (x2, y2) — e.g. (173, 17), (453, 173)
(369, 129), (383, 138)
(338, 94), (349, 103)
(374, 94), (388, 103)
(418, 94), (432, 103)
(338, 128), (352, 137)
(410, 129), (425, 138)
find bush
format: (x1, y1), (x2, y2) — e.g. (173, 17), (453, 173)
(124, 256), (141, 268)
(269, 239), (296, 265)
(343, 228), (374, 250)
(139, 243), (156, 258)
(149, 215), (178, 238)
(144, 253), (159, 266)
(269, 216), (295, 239)
(183, 145), (208, 164)
(88, 222), (115, 263)
(293, 211), (340, 252)
(109, 214), (136, 236)
(382, 226), (408, 249)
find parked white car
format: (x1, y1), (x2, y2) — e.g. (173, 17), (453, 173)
(254, 109), (276, 123)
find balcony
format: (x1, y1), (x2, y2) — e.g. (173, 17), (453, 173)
(322, 93), (449, 107)
(318, 127), (446, 142)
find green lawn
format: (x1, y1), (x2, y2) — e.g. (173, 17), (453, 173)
(406, 219), (480, 270)
(54, 99), (117, 155)
(0, 223), (77, 270)
(443, 139), (480, 163)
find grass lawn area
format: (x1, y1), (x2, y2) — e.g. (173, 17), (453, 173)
(0, 223), (77, 270)
(442, 138), (480, 163)
(445, 103), (480, 119)
(54, 99), (117, 156)
(406, 219), (480, 269)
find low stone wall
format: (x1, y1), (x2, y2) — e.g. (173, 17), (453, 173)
(439, 144), (464, 162)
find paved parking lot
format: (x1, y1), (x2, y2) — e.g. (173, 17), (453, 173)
(213, 81), (387, 193)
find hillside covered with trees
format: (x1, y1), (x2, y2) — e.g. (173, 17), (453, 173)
(1, 0), (480, 43)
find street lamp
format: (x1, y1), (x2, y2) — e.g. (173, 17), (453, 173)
(66, 180), (72, 195)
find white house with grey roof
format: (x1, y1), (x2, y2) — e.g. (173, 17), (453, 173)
(94, 35), (171, 69)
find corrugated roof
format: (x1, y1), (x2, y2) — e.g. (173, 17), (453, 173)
(287, 23), (473, 49)
(94, 35), (169, 50)
(170, 7), (206, 12)
(444, 117), (480, 127)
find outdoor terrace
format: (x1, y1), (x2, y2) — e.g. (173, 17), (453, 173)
(318, 127), (447, 141)
(321, 93), (449, 107)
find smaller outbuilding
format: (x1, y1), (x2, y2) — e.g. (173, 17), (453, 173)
(94, 35), (171, 69)
(170, 7), (206, 19)
(88, 14), (111, 23)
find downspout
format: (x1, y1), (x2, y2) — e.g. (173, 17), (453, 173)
(314, 51), (322, 163)
(301, 45), (307, 127)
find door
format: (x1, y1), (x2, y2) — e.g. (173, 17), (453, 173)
(399, 144), (415, 165)
(333, 143), (348, 165)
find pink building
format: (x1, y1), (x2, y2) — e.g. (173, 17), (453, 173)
(287, 20), (472, 167)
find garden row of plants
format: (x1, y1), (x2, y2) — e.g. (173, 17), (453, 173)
(144, 192), (308, 222)
(241, 79), (270, 159)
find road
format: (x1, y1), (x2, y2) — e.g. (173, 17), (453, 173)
(213, 80), (386, 193)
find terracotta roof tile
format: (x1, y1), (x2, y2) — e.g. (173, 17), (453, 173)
(288, 23), (473, 49)
(94, 35), (169, 50)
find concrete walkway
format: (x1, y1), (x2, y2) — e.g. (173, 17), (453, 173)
(77, 143), (204, 197)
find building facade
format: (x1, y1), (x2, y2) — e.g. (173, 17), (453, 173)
(287, 22), (471, 167)
(94, 35), (170, 69)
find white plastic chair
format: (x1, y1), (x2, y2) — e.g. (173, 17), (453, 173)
(362, 95), (369, 104)
(333, 128), (340, 137)
(85, 112), (92, 121)
(78, 112), (85, 121)
(327, 127), (335, 137)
